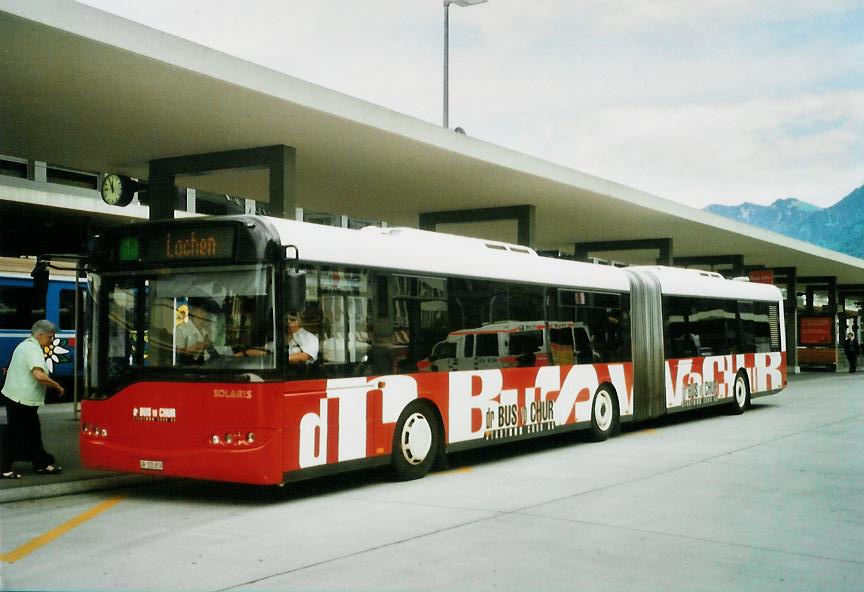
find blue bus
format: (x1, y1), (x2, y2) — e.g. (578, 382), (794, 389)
(1, 257), (81, 402)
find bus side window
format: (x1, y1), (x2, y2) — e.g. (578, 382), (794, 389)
(750, 301), (774, 353)
(509, 329), (544, 367)
(574, 328), (594, 364)
(390, 274), (449, 374)
(315, 268), (373, 377)
(549, 326), (575, 366)
(665, 296), (739, 359)
(551, 288), (628, 364)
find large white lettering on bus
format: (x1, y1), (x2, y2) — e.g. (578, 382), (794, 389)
(298, 375), (418, 468)
(447, 364), (632, 444)
(666, 356), (740, 408)
(448, 370), (503, 442)
(607, 364), (633, 416)
(554, 365), (599, 426)
(300, 362), (641, 465)
(702, 355), (737, 398)
(665, 352), (783, 409)
(754, 352), (783, 392)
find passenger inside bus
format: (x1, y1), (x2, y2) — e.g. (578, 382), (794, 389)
(285, 311), (319, 364)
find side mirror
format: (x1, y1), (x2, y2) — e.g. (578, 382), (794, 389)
(284, 271), (306, 312)
(282, 244), (306, 313)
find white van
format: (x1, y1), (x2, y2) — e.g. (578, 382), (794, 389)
(419, 321), (596, 372)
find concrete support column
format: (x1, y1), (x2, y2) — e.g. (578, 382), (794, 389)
(574, 238), (673, 266)
(30, 160), (47, 183)
(798, 275), (839, 371)
(419, 205), (536, 248)
(186, 188), (197, 213)
(147, 172), (176, 220)
(147, 145), (296, 220)
(799, 276), (838, 313)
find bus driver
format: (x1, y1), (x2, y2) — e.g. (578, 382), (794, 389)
(240, 312), (318, 364)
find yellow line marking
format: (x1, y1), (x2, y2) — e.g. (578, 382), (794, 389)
(437, 466), (473, 475)
(0, 496), (124, 564)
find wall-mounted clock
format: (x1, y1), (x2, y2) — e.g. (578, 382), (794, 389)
(101, 174), (135, 207)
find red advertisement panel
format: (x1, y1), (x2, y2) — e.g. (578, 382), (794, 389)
(748, 269), (774, 285)
(799, 316), (832, 345)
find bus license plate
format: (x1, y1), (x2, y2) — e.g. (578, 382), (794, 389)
(139, 459), (164, 471)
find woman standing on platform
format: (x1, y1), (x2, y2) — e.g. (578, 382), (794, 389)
(1, 320), (65, 479)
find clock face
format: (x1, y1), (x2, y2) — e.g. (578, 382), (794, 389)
(101, 174), (133, 206)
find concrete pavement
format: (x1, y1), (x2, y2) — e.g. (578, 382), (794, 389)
(3, 370), (862, 592)
(0, 403), (158, 503)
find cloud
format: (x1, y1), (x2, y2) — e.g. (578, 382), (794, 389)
(75, 0), (864, 207)
(531, 92), (864, 207)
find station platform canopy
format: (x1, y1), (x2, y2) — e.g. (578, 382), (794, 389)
(2, 0), (864, 284)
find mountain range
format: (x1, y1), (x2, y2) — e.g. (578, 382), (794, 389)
(704, 185), (864, 260)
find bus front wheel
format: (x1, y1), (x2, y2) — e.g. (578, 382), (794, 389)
(590, 385), (619, 442)
(730, 371), (750, 414)
(391, 402), (439, 481)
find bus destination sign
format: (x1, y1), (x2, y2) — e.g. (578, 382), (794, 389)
(160, 228), (235, 260)
(119, 226), (236, 262)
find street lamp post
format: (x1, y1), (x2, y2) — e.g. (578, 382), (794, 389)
(443, 0), (487, 129)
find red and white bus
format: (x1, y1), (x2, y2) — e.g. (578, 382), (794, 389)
(80, 216), (786, 484)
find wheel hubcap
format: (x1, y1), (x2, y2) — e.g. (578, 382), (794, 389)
(594, 390), (613, 432)
(401, 413), (433, 465)
(735, 377), (746, 406)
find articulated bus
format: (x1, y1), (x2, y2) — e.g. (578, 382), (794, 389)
(80, 216), (786, 484)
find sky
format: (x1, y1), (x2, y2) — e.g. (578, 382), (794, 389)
(76, 0), (864, 209)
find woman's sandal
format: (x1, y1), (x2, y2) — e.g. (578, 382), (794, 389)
(35, 465), (63, 475)
(1, 471), (22, 480)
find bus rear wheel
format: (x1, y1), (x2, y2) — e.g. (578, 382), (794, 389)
(730, 371), (750, 414)
(391, 402), (439, 481)
(590, 385), (619, 441)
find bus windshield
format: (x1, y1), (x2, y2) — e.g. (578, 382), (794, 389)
(93, 264), (275, 390)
